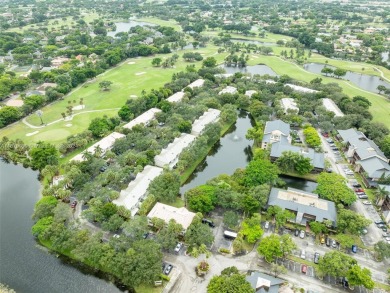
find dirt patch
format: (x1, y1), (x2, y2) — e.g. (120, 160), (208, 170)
(72, 105), (85, 111)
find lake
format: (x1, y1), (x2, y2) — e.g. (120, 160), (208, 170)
(0, 161), (121, 293)
(107, 21), (155, 37)
(303, 62), (390, 93)
(220, 64), (278, 76)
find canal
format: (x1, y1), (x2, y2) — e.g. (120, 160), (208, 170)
(0, 161), (121, 293)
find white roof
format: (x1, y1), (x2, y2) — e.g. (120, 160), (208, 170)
(322, 98), (344, 117)
(285, 84), (318, 93)
(187, 79), (205, 89)
(167, 91), (185, 103)
(113, 165), (163, 214)
(214, 73), (234, 78)
(154, 134), (196, 168)
(191, 108), (221, 136)
(265, 80), (277, 84)
(147, 202), (196, 230)
(123, 108), (161, 129)
(245, 90), (257, 97)
(71, 132), (125, 162)
(281, 98), (299, 113)
(219, 86), (237, 95)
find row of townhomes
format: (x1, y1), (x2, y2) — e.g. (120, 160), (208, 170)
(261, 120), (325, 172)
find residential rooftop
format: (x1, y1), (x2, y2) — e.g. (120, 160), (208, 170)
(123, 108), (161, 130)
(147, 202), (196, 230)
(191, 108), (221, 136)
(166, 91), (186, 103)
(322, 98), (344, 117)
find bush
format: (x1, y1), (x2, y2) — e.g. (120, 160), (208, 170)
(219, 248), (231, 254)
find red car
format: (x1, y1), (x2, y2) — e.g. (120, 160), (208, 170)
(354, 188), (364, 193)
(301, 265), (307, 274)
(322, 132), (329, 138)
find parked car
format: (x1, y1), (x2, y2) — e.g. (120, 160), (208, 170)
(202, 218), (215, 228)
(360, 228), (368, 235)
(377, 223), (385, 228)
(358, 194), (368, 199)
(362, 200), (372, 205)
(325, 236), (331, 247)
(300, 249), (306, 259)
(299, 230), (305, 239)
(322, 132), (329, 138)
(99, 165), (108, 172)
(342, 277), (349, 289)
(314, 252), (320, 264)
(375, 220), (385, 225)
(301, 264), (307, 273)
(320, 235), (325, 244)
(113, 234), (120, 238)
(354, 188), (364, 192)
(70, 200), (77, 208)
(356, 192), (366, 195)
(174, 242), (183, 253)
(164, 264), (173, 275)
(326, 138), (333, 143)
(382, 232), (390, 237)
(352, 183), (362, 188)
(382, 227), (388, 232)
(264, 221), (269, 229)
(331, 239), (337, 248)
(294, 229), (300, 237)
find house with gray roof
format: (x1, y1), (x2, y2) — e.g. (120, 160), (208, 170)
(245, 271), (284, 293)
(337, 129), (390, 187)
(268, 187), (337, 227)
(270, 141), (324, 172)
(261, 120), (291, 149)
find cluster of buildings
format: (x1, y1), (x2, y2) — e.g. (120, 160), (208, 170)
(261, 120), (325, 172)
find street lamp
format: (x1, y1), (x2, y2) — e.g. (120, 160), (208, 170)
(36, 110), (44, 125)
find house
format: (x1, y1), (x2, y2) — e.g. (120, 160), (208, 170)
(147, 202), (196, 231)
(337, 129), (390, 187)
(245, 271), (284, 293)
(322, 98), (344, 117)
(268, 187), (337, 227)
(219, 86), (237, 95)
(36, 82), (57, 93)
(71, 132), (125, 162)
(261, 120), (291, 149)
(113, 165), (163, 216)
(51, 56), (70, 67)
(280, 98), (299, 114)
(191, 108), (221, 136)
(167, 91), (186, 103)
(270, 142), (325, 172)
(187, 79), (205, 89)
(123, 108), (161, 130)
(285, 84), (318, 94)
(245, 90), (257, 98)
(154, 133), (196, 168)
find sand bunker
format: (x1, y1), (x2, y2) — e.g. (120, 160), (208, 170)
(6, 100), (24, 107)
(252, 55), (259, 58)
(26, 131), (39, 136)
(72, 105), (85, 110)
(135, 72), (146, 76)
(130, 95), (137, 98)
(65, 123), (72, 127)
(128, 62), (136, 65)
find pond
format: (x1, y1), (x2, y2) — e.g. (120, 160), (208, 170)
(279, 175), (318, 193)
(220, 64), (278, 76)
(231, 38), (274, 46)
(180, 110), (255, 194)
(107, 20), (155, 37)
(303, 62), (390, 93)
(0, 161), (121, 293)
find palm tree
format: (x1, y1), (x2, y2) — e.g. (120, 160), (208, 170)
(375, 185), (389, 207)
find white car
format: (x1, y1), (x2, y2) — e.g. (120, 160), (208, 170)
(362, 201), (372, 205)
(299, 230), (305, 239)
(300, 250), (306, 259)
(174, 242), (183, 252)
(264, 221), (269, 229)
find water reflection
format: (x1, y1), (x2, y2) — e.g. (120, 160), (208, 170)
(280, 175), (318, 193)
(107, 21), (155, 37)
(304, 63), (390, 93)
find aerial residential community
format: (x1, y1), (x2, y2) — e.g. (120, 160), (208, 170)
(1, 0), (390, 293)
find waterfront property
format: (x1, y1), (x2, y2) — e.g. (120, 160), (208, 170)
(113, 165), (163, 216)
(191, 108), (221, 136)
(267, 187), (337, 227)
(261, 119), (291, 149)
(154, 133), (196, 168)
(322, 98), (344, 117)
(71, 132), (125, 162)
(123, 108), (161, 129)
(337, 128), (390, 187)
(245, 271), (284, 293)
(270, 142), (325, 172)
(280, 98), (299, 114)
(147, 202), (196, 231)
(285, 83), (319, 94)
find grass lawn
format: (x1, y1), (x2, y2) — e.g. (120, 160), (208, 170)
(135, 284), (164, 293)
(136, 17), (182, 31)
(246, 54), (390, 129)
(0, 45), (228, 145)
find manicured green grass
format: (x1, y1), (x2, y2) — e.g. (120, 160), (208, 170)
(136, 17), (182, 31)
(246, 54), (390, 129)
(0, 45), (228, 145)
(135, 284), (164, 293)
